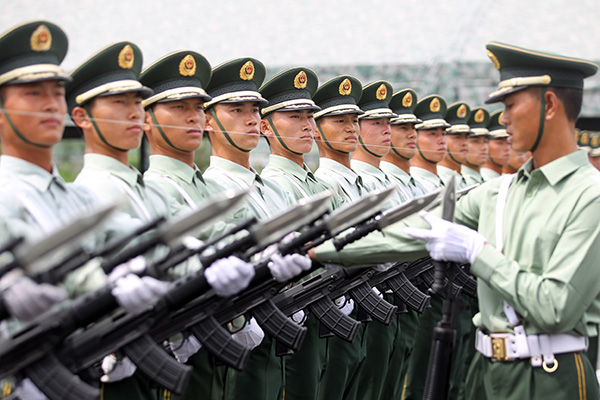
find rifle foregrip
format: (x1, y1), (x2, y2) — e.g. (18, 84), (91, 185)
(189, 316), (251, 371)
(25, 353), (100, 400)
(453, 267), (477, 298)
(431, 260), (447, 294)
(308, 298), (360, 342)
(349, 283), (397, 325)
(332, 222), (375, 251)
(422, 326), (455, 400)
(101, 236), (159, 274)
(251, 300), (307, 351)
(386, 273), (431, 313)
(123, 334), (191, 395)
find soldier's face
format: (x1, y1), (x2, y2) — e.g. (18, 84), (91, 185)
(316, 114), (359, 153)
(207, 102), (261, 151)
(0, 80), (66, 147)
(147, 98), (205, 153)
(507, 146), (530, 170)
(501, 88), (540, 152)
(390, 123), (417, 159)
(466, 136), (488, 166)
(416, 127), (447, 163)
(88, 92), (145, 151)
(488, 138), (510, 166)
(444, 132), (469, 164)
(262, 110), (315, 155)
(358, 117), (391, 157)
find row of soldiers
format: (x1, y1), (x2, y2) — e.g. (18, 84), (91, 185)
(1, 18), (600, 400)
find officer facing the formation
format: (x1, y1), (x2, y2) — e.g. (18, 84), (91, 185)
(312, 41), (600, 400)
(437, 102), (471, 189)
(480, 109), (510, 181)
(461, 107), (491, 185)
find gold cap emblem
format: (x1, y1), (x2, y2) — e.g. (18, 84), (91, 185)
(457, 104), (467, 118)
(179, 54), (196, 76)
(118, 45), (135, 69)
(402, 92), (413, 108)
(376, 84), (387, 100)
(339, 78), (352, 95)
(240, 61), (255, 81)
(487, 50), (501, 70)
(498, 111), (505, 126)
(294, 70), (308, 89)
(591, 135), (599, 148)
(474, 109), (485, 123)
(30, 24), (52, 52)
(430, 97), (441, 113)
(580, 131), (590, 145)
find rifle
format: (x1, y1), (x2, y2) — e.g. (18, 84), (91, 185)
(0, 190), (247, 400)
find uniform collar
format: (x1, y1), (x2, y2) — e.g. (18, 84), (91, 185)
(0, 155), (66, 191)
(319, 158), (361, 186)
(518, 149), (588, 186)
(267, 154), (313, 182)
(148, 155), (204, 184)
(351, 160), (388, 182)
(83, 153), (144, 187)
(209, 156), (263, 186)
(410, 166), (445, 187)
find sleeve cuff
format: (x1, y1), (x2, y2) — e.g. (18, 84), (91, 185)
(470, 244), (505, 284)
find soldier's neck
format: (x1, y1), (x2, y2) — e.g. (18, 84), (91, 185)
(481, 160), (503, 174)
(4, 145), (53, 173)
(212, 145), (252, 170)
(382, 152), (411, 174)
(352, 148), (381, 169)
(439, 158), (461, 172)
(463, 161), (481, 173)
(319, 147), (352, 169)
(412, 155), (438, 176)
(150, 145), (195, 168)
(270, 147), (304, 168)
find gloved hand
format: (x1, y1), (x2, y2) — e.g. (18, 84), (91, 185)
(111, 274), (170, 314)
(372, 286), (384, 298)
(169, 334), (202, 363)
(205, 256), (255, 297)
(14, 378), (47, 400)
(4, 276), (67, 321)
(374, 262), (395, 272)
(231, 317), (264, 349)
(335, 296), (354, 316)
(404, 211), (487, 264)
(107, 256), (146, 283)
(100, 354), (137, 382)
(291, 309), (306, 325)
(267, 253), (312, 282)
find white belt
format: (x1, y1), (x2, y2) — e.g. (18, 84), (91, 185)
(475, 329), (588, 372)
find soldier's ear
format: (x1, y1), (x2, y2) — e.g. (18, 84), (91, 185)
(260, 118), (273, 137)
(143, 110), (153, 133)
(544, 89), (559, 122)
(71, 106), (92, 130)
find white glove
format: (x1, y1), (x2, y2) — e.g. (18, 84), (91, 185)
(169, 334), (202, 363)
(374, 262), (395, 272)
(231, 317), (264, 349)
(291, 310), (306, 325)
(4, 276), (67, 322)
(204, 256), (255, 297)
(404, 211), (486, 264)
(372, 286), (384, 299)
(335, 296), (354, 316)
(111, 274), (170, 314)
(267, 253), (312, 282)
(14, 378), (47, 400)
(100, 354), (137, 382)
(107, 256), (147, 283)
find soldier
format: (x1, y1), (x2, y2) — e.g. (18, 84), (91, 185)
(410, 95), (450, 192)
(437, 102), (472, 189)
(312, 41), (600, 400)
(461, 107), (491, 185)
(503, 147), (530, 174)
(203, 57), (311, 400)
(480, 110), (510, 181)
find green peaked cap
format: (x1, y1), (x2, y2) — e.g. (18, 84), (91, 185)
(485, 41), (599, 104)
(140, 50), (212, 108)
(357, 80), (396, 119)
(467, 107), (490, 137)
(0, 20), (70, 86)
(487, 110), (509, 138)
(66, 41), (152, 112)
(414, 94), (450, 130)
(445, 102), (472, 134)
(313, 75), (364, 119)
(259, 66), (320, 116)
(205, 57), (268, 108)
(389, 89), (421, 125)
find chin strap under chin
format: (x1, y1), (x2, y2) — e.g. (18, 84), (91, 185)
(84, 104), (128, 152)
(530, 87), (547, 153)
(446, 146), (463, 165)
(315, 119), (349, 155)
(416, 141), (438, 164)
(358, 136), (383, 158)
(208, 108), (250, 153)
(148, 107), (189, 153)
(265, 114), (303, 156)
(0, 98), (52, 148)
(391, 145), (412, 160)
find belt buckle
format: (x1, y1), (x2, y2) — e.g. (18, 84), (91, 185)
(491, 337), (512, 361)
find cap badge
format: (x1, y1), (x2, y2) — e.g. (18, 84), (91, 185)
(498, 111), (505, 126)
(118, 45), (135, 69)
(430, 97), (441, 113)
(179, 54), (196, 76)
(294, 70), (308, 89)
(580, 131), (590, 145)
(339, 78), (352, 95)
(487, 50), (501, 70)
(457, 104), (467, 118)
(402, 92), (413, 107)
(474, 109), (485, 123)
(30, 24), (52, 52)
(376, 84), (387, 100)
(240, 61), (255, 80)
(591, 135), (599, 148)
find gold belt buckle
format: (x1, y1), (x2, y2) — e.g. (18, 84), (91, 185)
(491, 337), (512, 361)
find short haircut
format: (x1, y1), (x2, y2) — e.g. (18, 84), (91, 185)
(548, 87), (583, 122)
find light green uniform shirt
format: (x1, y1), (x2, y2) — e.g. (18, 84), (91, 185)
(380, 161), (427, 200)
(480, 167), (501, 182)
(437, 165), (469, 190)
(461, 165), (484, 186)
(351, 160), (405, 210)
(315, 158), (364, 202)
(410, 166), (444, 193)
(316, 150), (600, 337)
